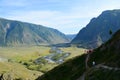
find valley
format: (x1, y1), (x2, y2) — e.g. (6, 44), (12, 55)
(0, 3), (120, 79)
(34, 9), (120, 80)
(37, 29), (120, 80)
(0, 46), (85, 79)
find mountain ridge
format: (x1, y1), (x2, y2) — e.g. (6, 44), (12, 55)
(72, 9), (120, 48)
(0, 18), (69, 46)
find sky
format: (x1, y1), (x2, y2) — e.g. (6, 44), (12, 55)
(0, 0), (120, 34)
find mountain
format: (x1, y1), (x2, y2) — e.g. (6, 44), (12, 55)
(36, 29), (120, 80)
(66, 34), (76, 41)
(0, 18), (69, 46)
(72, 9), (120, 48)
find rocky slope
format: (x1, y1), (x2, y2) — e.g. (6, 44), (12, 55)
(72, 9), (120, 48)
(0, 18), (69, 46)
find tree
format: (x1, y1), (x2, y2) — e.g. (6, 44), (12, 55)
(109, 29), (113, 35)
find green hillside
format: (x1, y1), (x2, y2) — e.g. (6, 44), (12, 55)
(72, 9), (120, 48)
(37, 29), (120, 80)
(0, 18), (69, 46)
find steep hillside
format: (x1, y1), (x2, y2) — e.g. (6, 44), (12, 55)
(37, 29), (120, 80)
(85, 29), (120, 80)
(0, 18), (69, 46)
(72, 9), (120, 48)
(37, 55), (86, 80)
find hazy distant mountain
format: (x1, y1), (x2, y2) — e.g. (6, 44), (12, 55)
(72, 9), (120, 48)
(37, 29), (120, 80)
(0, 18), (69, 46)
(66, 34), (76, 41)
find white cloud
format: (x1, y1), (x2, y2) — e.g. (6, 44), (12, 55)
(1, 0), (120, 34)
(4, 10), (85, 34)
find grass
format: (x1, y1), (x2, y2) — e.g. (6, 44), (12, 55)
(0, 46), (86, 79)
(0, 46), (85, 62)
(0, 62), (43, 80)
(0, 46), (50, 62)
(27, 46), (86, 73)
(61, 47), (86, 59)
(0, 46), (50, 79)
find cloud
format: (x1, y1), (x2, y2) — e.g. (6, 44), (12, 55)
(5, 10), (73, 26)
(1, 0), (120, 34)
(3, 9), (85, 34)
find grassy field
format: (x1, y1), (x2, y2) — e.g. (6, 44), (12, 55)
(0, 46), (86, 79)
(0, 62), (43, 80)
(0, 46), (50, 79)
(0, 46), (50, 62)
(61, 47), (86, 59)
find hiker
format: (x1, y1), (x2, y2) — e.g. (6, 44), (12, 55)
(92, 61), (95, 66)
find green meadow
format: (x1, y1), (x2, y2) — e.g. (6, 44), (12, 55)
(0, 46), (85, 79)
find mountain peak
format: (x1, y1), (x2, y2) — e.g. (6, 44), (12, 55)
(71, 9), (120, 48)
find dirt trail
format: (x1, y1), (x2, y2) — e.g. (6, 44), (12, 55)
(76, 53), (120, 80)
(85, 54), (90, 69)
(95, 64), (120, 71)
(76, 72), (85, 80)
(76, 54), (90, 80)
